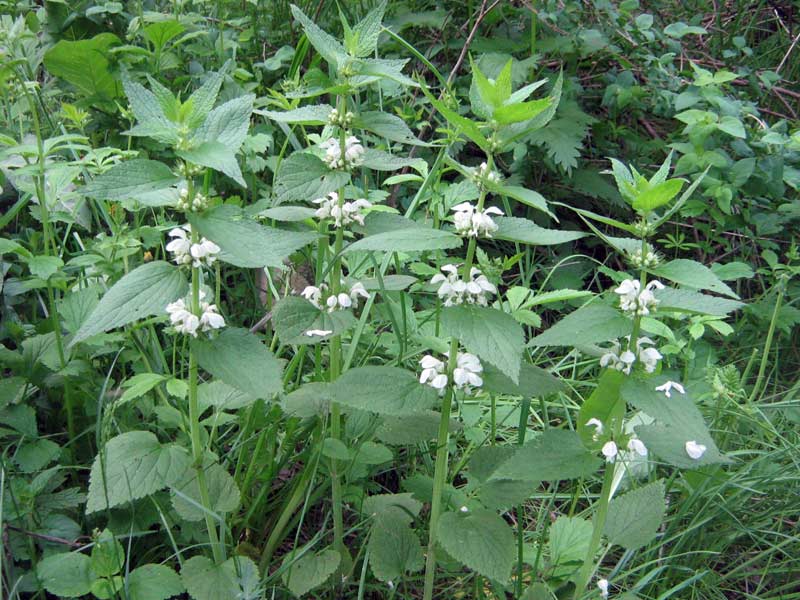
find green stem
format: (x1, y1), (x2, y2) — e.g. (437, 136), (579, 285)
(188, 238), (224, 565)
(572, 462), (615, 597)
(422, 338), (458, 600)
(747, 277), (785, 405)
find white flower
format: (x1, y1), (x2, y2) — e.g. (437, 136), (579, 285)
(602, 441), (619, 463)
(585, 417), (604, 439)
(166, 298), (199, 337)
(453, 352), (483, 392)
(472, 162), (501, 186)
(451, 202), (503, 238)
(430, 265), (496, 307)
(597, 578), (609, 599)
(600, 341), (636, 375)
(614, 279), (665, 316)
(301, 281), (369, 312)
(459, 505), (469, 513)
(320, 136), (364, 169)
(419, 354), (448, 393)
(313, 192), (371, 227)
(685, 440), (707, 460)
(166, 224), (219, 268)
(636, 337), (662, 373)
(655, 380), (685, 398)
(199, 300), (225, 332)
(301, 285), (326, 309)
(349, 282), (370, 306)
(305, 329), (333, 337)
(627, 438), (648, 457)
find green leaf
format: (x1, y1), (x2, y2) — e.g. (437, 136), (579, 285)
(43, 33), (121, 103)
(362, 493), (423, 520)
(171, 460), (241, 521)
(604, 480), (666, 550)
(71, 261), (188, 346)
(184, 64), (228, 129)
(36, 552), (93, 598)
(494, 98), (552, 125)
(13, 439), (61, 472)
(529, 303), (630, 347)
(128, 564), (185, 600)
(143, 20), (185, 51)
(437, 509), (515, 583)
(193, 94), (254, 152)
(352, 0), (386, 57)
(121, 70), (178, 144)
(655, 288), (744, 316)
(192, 328), (283, 400)
(369, 509), (424, 582)
(632, 179), (684, 212)
(345, 226), (461, 253)
(290, 4), (347, 68)
(492, 429), (601, 482)
(120, 373), (168, 405)
(258, 104), (333, 124)
(717, 116), (746, 138)
(84, 160), (179, 203)
(651, 259), (738, 298)
(493, 217), (586, 245)
(356, 57), (418, 87)
(361, 149), (428, 175)
(27, 255), (63, 280)
(621, 376), (726, 468)
(376, 411), (460, 445)
(441, 305), (525, 383)
(190, 205), (317, 269)
(274, 153), (351, 203)
(491, 184), (552, 216)
(548, 516), (592, 578)
(182, 555), (259, 600)
(355, 111), (426, 145)
(421, 83), (490, 151)
(664, 22), (707, 38)
(329, 366), (437, 416)
(91, 529), (125, 577)
(272, 296), (357, 345)
(87, 431), (191, 513)
(481, 362), (565, 398)
(177, 141), (246, 187)
(579, 369), (626, 445)
(282, 549), (340, 597)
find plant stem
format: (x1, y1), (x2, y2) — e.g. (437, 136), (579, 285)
(747, 276), (785, 405)
(188, 234), (224, 565)
(572, 464), (615, 597)
(422, 338), (458, 600)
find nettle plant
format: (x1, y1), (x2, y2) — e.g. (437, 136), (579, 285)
(0, 4), (743, 600)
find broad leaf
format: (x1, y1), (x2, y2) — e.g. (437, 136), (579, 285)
(655, 288), (744, 316)
(177, 141), (246, 187)
(329, 366), (437, 416)
(437, 509), (515, 583)
(190, 205), (317, 268)
(87, 431), (191, 513)
(577, 370), (626, 447)
(128, 564), (185, 600)
(346, 227), (461, 253)
(192, 328), (283, 399)
(529, 303), (630, 347)
(492, 429), (601, 482)
(36, 552), (93, 598)
(43, 34), (121, 103)
(274, 153), (350, 203)
(548, 516), (592, 578)
(494, 217), (586, 245)
(290, 4), (348, 68)
(181, 555), (259, 600)
(604, 480), (666, 550)
(441, 305), (524, 383)
(368, 508), (424, 582)
(481, 363), (565, 398)
(651, 259), (738, 298)
(281, 549), (340, 597)
(258, 104), (333, 124)
(355, 111), (427, 145)
(632, 179), (684, 212)
(171, 460), (240, 522)
(84, 160), (179, 203)
(71, 261), (188, 345)
(272, 296), (357, 345)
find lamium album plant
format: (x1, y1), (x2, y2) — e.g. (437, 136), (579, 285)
(1, 2), (796, 600)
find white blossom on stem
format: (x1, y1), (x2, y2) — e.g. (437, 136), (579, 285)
(452, 352), (483, 392)
(166, 225), (220, 268)
(419, 354), (448, 393)
(627, 438), (648, 457)
(451, 202), (503, 238)
(614, 279), (665, 316)
(430, 265), (496, 307)
(313, 192), (371, 227)
(602, 441), (619, 463)
(166, 298), (200, 337)
(320, 135), (365, 170)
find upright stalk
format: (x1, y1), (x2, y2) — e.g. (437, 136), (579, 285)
(423, 154), (493, 600)
(188, 227), (224, 565)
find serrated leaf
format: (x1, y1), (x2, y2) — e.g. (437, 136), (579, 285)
(329, 366), (437, 416)
(376, 411), (460, 445)
(290, 4), (348, 68)
(171, 460), (240, 521)
(36, 552), (93, 598)
(177, 141), (246, 187)
(491, 184), (552, 216)
(43, 34), (121, 103)
(182, 555), (259, 600)
(258, 104), (333, 124)
(272, 296), (357, 345)
(494, 217), (586, 245)
(632, 179), (683, 212)
(492, 429), (601, 482)
(352, 1), (387, 57)
(346, 226), (461, 253)
(651, 259), (738, 298)
(529, 303), (630, 347)
(548, 516), (592, 577)
(120, 373), (168, 405)
(421, 82), (490, 151)
(128, 564), (184, 600)
(494, 98), (552, 125)
(91, 529), (125, 577)
(655, 288), (744, 316)
(362, 493), (422, 520)
(193, 94), (254, 152)
(190, 205), (317, 268)
(437, 509), (515, 583)
(361, 148), (428, 175)
(84, 160), (179, 203)
(71, 262), (188, 346)
(192, 328), (283, 400)
(441, 305), (524, 382)
(87, 431), (191, 513)
(604, 480), (665, 550)
(274, 152), (351, 203)
(354, 111), (426, 145)
(481, 362), (565, 398)
(368, 509), (424, 582)
(282, 549), (340, 597)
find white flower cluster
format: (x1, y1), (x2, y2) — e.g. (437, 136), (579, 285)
(313, 192), (371, 228)
(600, 336), (662, 375)
(320, 135), (365, 170)
(419, 352), (483, 394)
(301, 281), (369, 312)
(430, 265), (496, 307)
(472, 161), (501, 187)
(327, 108), (354, 127)
(614, 279), (665, 316)
(166, 225), (220, 268)
(451, 202), (503, 238)
(165, 292), (225, 337)
(601, 437), (648, 464)
(627, 244), (660, 269)
(176, 188), (208, 212)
